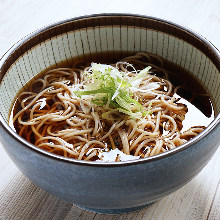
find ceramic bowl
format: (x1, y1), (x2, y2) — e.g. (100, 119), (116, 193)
(0, 14), (219, 214)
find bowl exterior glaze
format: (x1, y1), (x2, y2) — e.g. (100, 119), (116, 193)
(0, 14), (219, 213)
(0, 122), (219, 211)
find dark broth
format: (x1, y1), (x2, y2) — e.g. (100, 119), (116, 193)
(9, 52), (215, 161)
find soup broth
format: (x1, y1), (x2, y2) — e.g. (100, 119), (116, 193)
(10, 52), (214, 162)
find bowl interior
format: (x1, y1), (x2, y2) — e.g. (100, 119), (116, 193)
(0, 14), (219, 128)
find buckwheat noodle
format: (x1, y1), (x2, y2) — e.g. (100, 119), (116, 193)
(12, 52), (205, 161)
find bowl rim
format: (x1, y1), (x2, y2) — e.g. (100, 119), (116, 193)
(0, 13), (220, 167)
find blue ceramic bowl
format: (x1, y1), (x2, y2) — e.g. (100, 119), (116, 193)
(0, 14), (219, 214)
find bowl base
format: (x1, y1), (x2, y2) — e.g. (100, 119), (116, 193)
(75, 202), (156, 214)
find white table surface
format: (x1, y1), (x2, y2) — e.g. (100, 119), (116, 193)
(0, 0), (219, 219)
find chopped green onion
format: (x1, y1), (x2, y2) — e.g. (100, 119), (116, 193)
(72, 63), (152, 119)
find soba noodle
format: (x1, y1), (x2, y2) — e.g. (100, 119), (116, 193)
(12, 52), (206, 162)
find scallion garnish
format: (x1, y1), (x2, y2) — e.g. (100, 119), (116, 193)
(73, 63), (151, 119)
